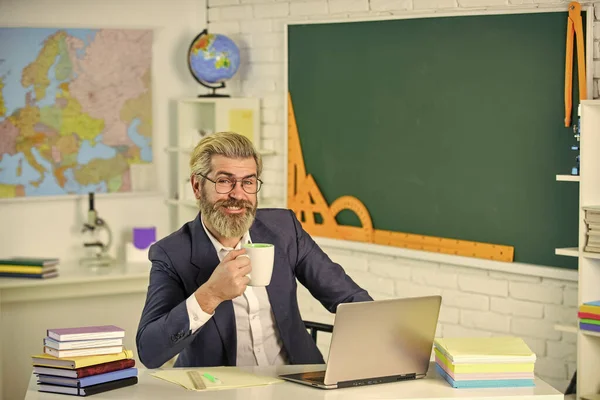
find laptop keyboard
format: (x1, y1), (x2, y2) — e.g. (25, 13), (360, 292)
(302, 371), (326, 383)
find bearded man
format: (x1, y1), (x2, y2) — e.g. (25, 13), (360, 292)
(136, 132), (372, 369)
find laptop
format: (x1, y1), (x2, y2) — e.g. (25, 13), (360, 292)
(279, 295), (442, 389)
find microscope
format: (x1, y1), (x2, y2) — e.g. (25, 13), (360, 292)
(79, 192), (114, 268)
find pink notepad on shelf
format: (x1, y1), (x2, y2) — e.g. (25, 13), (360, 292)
(47, 326), (125, 342)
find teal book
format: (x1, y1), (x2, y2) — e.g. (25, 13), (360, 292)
(0, 257), (59, 267)
(436, 364), (535, 388)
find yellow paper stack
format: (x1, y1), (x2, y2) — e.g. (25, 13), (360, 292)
(433, 337), (536, 388)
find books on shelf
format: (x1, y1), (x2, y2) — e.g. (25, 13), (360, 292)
(433, 337), (536, 389)
(583, 206), (600, 252)
(0, 256), (59, 279)
(31, 325), (137, 396)
(0, 257), (59, 266)
(578, 301), (600, 333)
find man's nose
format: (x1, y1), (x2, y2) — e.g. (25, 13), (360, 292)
(228, 181), (245, 198)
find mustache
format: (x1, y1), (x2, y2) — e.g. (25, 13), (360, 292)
(213, 198), (254, 211)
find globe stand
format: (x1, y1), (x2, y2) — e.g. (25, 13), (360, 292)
(197, 80), (230, 98)
(198, 80), (231, 97)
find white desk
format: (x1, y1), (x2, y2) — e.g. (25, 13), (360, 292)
(23, 364), (564, 400)
(0, 263), (151, 400)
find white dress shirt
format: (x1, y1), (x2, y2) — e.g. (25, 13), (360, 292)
(185, 217), (287, 366)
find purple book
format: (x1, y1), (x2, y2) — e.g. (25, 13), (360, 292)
(47, 325), (125, 342)
(580, 322), (600, 333)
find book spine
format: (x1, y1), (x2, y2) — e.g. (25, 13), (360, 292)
(45, 345), (123, 358)
(83, 376), (138, 396)
(0, 272), (51, 279)
(0, 260), (48, 266)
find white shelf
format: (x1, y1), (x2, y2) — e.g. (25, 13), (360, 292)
(581, 394), (600, 400)
(582, 251), (600, 260)
(556, 174), (580, 182)
(166, 199), (196, 208)
(576, 99), (600, 396)
(554, 324), (578, 334)
(165, 147), (276, 156)
(582, 329), (600, 338)
(555, 247), (579, 257)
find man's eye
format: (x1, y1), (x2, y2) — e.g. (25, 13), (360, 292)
(243, 180), (255, 186)
(217, 178), (232, 185)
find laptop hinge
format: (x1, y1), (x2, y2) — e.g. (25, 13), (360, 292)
(337, 373), (417, 388)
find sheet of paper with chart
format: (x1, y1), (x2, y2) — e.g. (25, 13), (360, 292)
(151, 367), (283, 391)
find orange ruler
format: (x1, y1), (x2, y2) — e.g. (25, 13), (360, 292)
(564, 1), (586, 127)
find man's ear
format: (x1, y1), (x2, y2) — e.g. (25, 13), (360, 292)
(191, 175), (201, 199)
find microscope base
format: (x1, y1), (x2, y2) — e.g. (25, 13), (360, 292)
(79, 254), (115, 268)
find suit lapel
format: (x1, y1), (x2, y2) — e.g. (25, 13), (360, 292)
(190, 214), (237, 365)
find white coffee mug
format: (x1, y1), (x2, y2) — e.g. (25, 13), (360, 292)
(241, 243), (275, 286)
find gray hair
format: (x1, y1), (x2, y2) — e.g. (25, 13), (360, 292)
(189, 131), (263, 179)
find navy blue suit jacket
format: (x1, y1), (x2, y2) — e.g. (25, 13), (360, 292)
(136, 208), (372, 368)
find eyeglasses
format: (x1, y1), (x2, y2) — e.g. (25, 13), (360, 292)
(198, 173), (262, 194)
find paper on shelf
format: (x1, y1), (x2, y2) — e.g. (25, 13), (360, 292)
(151, 367), (283, 391)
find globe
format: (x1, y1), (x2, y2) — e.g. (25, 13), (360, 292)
(188, 30), (240, 97)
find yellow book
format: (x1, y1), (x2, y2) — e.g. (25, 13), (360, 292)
(579, 304), (600, 314)
(434, 348), (534, 373)
(434, 336), (536, 363)
(0, 265), (48, 274)
(31, 349), (133, 369)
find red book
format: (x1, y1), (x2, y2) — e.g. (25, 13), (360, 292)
(578, 311), (600, 320)
(33, 359), (135, 378)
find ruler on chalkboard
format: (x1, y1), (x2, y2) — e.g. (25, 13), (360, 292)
(286, 92), (514, 262)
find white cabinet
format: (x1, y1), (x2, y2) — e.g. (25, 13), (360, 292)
(167, 98), (276, 232)
(577, 100), (600, 399)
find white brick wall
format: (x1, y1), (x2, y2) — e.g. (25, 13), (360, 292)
(321, 246), (578, 391)
(207, 0), (589, 392)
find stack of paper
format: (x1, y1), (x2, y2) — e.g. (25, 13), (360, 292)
(433, 337), (536, 388)
(578, 301), (600, 333)
(31, 325), (137, 396)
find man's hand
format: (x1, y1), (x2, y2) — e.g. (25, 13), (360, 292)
(194, 248), (251, 314)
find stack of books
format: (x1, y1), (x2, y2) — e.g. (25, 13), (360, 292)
(583, 206), (600, 253)
(0, 256), (59, 279)
(31, 325), (138, 396)
(433, 336), (536, 388)
(578, 301), (600, 334)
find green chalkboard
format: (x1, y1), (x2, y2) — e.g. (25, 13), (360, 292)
(288, 11), (583, 269)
